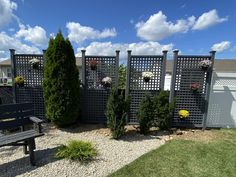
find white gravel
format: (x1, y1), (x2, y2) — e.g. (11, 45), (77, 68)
(0, 124), (165, 177)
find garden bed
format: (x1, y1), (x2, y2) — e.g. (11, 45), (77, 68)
(0, 123), (164, 177)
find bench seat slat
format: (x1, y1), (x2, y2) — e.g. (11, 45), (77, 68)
(0, 130), (44, 147)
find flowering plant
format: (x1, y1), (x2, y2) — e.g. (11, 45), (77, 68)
(199, 59), (212, 71)
(102, 76), (112, 87)
(29, 58), (40, 69)
(190, 83), (200, 92)
(178, 110), (189, 119)
(15, 76), (24, 86)
(142, 72), (154, 82)
(89, 60), (98, 70)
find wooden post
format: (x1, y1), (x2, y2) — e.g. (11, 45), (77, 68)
(81, 50), (86, 87)
(9, 49), (16, 103)
(202, 51), (216, 130)
(125, 50), (132, 123)
(169, 50), (179, 103)
(115, 50), (120, 88)
(161, 50), (168, 90)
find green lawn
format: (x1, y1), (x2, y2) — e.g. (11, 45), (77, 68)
(108, 129), (236, 177)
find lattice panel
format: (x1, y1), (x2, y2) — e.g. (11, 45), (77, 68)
(81, 56), (118, 123)
(128, 55), (165, 123)
(0, 86), (13, 104)
(171, 56), (213, 127)
(13, 54), (45, 119)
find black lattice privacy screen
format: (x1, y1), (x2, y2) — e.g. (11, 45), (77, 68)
(126, 51), (167, 124)
(80, 50), (119, 123)
(10, 50), (45, 119)
(169, 50), (215, 128)
(0, 86), (13, 104)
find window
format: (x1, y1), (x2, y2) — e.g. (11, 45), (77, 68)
(7, 67), (11, 78)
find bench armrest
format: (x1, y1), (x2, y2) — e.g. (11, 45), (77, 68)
(29, 117), (43, 124)
(29, 117), (43, 133)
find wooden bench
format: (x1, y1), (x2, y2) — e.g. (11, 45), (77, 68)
(0, 103), (44, 166)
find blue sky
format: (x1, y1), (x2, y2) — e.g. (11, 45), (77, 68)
(0, 0), (236, 61)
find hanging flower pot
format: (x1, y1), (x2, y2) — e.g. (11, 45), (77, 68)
(190, 83), (200, 93)
(89, 60), (98, 70)
(102, 76), (112, 88)
(29, 58), (40, 69)
(142, 72), (154, 83)
(178, 110), (189, 119)
(143, 77), (150, 82)
(199, 59), (212, 71)
(15, 76), (24, 87)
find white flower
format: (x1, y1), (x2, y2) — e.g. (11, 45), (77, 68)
(102, 77), (112, 84)
(29, 58), (40, 64)
(142, 72), (154, 78)
(199, 60), (212, 68)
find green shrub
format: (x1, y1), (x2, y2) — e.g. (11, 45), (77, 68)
(55, 140), (97, 161)
(105, 88), (130, 139)
(137, 94), (155, 135)
(118, 64), (126, 89)
(153, 90), (175, 130)
(43, 31), (80, 127)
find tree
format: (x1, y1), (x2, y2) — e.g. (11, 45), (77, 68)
(105, 88), (130, 139)
(153, 91), (175, 130)
(119, 64), (126, 89)
(137, 94), (155, 135)
(43, 31), (80, 127)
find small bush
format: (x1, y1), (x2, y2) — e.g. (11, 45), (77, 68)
(137, 94), (155, 135)
(105, 88), (130, 139)
(55, 140), (97, 161)
(153, 90), (175, 130)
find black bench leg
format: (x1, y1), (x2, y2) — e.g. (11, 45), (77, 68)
(28, 139), (36, 166)
(23, 142), (28, 154)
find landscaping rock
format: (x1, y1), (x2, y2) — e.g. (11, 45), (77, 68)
(0, 123), (165, 177)
(176, 129), (183, 135)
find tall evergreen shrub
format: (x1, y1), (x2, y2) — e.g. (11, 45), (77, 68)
(137, 94), (155, 135)
(153, 90), (175, 130)
(43, 31), (80, 127)
(105, 89), (130, 139)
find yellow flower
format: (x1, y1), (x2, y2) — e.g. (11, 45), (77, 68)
(15, 76), (24, 85)
(178, 110), (189, 119)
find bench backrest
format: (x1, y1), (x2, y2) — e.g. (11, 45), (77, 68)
(0, 103), (34, 130)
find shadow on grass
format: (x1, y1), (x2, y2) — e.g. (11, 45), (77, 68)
(0, 146), (60, 177)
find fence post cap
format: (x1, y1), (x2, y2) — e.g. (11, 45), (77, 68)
(173, 49), (179, 53)
(162, 50), (168, 53)
(210, 50), (216, 54)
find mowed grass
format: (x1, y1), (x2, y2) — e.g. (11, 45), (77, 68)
(108, 129), (236, 177)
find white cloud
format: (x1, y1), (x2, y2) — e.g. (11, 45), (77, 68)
(135, 10), (228, 41)
(135, 11), (195, 41)
(66, 22), (117, 44)
(211, 41), (231, 52)
(192, 9), (228, 30)
(15, 25), (48, 47)
(0, 0), (17, 28)
(0, 32), (41, 58)
(76, 41), (174, 60)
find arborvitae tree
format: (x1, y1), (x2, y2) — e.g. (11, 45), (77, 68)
(43, 31), (80, 127)
(153, 90), (175, 130)
(118, 64), (126, 89)
(137, 94), (155, 135)
(105, 88), (130, 139)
